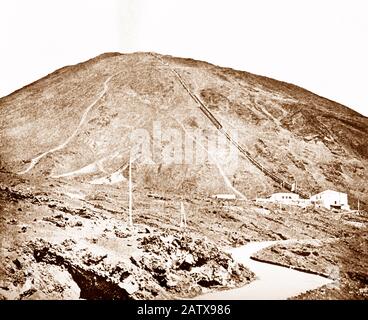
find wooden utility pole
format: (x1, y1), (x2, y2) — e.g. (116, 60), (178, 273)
(128, 155), (133, 227)
(180, 201), (187, 229)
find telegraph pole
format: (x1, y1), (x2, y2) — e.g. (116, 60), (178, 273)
(180, 201), (187, 229)
(128, 155), (133, 228)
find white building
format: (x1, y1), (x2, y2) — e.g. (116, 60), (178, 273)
(310, 190), (349, 210)
(256, 192), (310, 207)
(212, 194), (236, 200)
(270, 192), (300, 204)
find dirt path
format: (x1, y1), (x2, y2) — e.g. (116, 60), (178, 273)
(18, 74), (117, 175)
(195, 240), (333, 300)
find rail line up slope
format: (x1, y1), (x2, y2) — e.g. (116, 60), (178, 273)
(150, 53), (308, 198)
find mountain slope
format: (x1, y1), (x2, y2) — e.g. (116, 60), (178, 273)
(0, 52), (367, 208)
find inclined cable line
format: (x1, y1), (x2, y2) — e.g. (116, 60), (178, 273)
(150, 53), (308, 199)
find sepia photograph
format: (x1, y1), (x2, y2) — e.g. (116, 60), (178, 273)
(0, 0), (367, 309)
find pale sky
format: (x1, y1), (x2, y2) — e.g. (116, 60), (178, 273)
(0, 0), (367, 116)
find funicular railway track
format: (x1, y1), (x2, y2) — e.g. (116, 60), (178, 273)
(150, 53), (308, 199)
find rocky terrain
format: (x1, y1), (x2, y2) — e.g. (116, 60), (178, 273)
(0, 173), (254, 300)
(0, 170), (367, 299)
(0, 52), (367, 299)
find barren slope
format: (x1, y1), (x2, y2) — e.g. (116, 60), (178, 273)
(0, 52), (367, 208)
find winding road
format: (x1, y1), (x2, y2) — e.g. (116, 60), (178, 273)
(195, 241), (333, 300)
